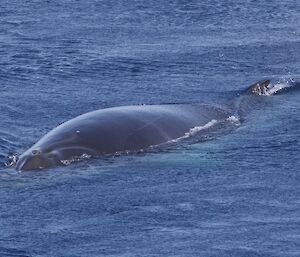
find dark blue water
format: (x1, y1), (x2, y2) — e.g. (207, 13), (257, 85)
(1, 0), (300, 256)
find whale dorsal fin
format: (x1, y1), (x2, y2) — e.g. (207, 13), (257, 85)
(248, 79), (271, 95)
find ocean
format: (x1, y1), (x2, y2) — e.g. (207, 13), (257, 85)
(0, 0), (299, 256)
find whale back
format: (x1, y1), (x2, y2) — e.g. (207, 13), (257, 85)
(34, 104), (230, 156)
(16, 103), (231, 170)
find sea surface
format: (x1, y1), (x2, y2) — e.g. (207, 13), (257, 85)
(0, 0), (300, 256)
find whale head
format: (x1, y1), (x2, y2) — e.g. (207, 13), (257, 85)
(15, 148), (61, 171)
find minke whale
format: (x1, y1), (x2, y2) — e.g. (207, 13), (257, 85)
(15, 79), (282, 171)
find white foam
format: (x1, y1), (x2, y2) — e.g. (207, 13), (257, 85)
(227, 115), (241, 126)
(169, 119), (218, 143)
(61, 153), (91, 166)
(187, 119), (218, 135)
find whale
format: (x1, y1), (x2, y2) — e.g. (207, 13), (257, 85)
(15, 79), (275, 171)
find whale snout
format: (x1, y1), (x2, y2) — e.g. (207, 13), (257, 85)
(16, 150), (60, 171)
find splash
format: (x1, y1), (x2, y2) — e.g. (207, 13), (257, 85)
(4, 154), (18, 168)
(266, 77), (296, 96)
